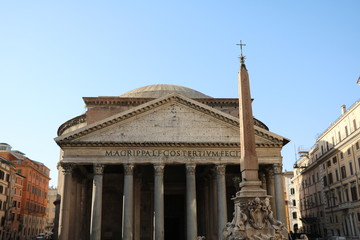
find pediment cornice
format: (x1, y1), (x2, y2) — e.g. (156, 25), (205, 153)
(55, 93), (289, 146)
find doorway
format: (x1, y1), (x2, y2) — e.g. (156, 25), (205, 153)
(164, 194), (185, 240)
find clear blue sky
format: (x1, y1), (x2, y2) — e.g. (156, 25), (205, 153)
(1, 1), (359, 186)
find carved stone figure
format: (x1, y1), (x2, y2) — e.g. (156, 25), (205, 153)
(223, 197), (287, 240)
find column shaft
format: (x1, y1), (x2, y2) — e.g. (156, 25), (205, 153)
(273, 164), (286, 224)
(90, 164), (104, 240)
(123, 164), (134, 240)
(186, 164), (198, 240)
(266, 168), (276, 218)
(154, 164), (164, 240)
(216, 164), (227, 239)
(58, 163), (74, 240)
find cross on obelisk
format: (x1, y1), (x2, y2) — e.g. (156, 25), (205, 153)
(236, 40), (246, 57)
(236, 41), (266, 197)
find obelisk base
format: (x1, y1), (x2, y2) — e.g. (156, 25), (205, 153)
(223, 182), (288, 240)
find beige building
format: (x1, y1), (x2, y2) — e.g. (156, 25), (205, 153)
(293, 100), (360, 239)
(55, 84), (289, 240)
(282, 171), (301, 233)
(45, 187), (57, 232)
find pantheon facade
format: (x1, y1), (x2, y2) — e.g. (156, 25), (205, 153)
(55, 84), (289, 240)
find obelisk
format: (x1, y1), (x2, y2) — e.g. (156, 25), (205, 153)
(223, 43), (287, 240)
(237, 46), (266, 198)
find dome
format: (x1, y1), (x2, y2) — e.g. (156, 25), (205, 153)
(120, 84), (212, 99)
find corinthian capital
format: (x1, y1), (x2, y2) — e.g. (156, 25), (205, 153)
(154, 164), (164, 176)
(273, 163), (283, 175)
(124, 164), (134, 175)
(186, 164), (196, 175)
(215, 164), (226, 176)
(60, 162), (74, 175)
(94, 164), (104, 175)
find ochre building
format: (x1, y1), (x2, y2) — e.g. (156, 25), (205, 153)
(55, 84), (289, 240)
(0, 143), (50, 240)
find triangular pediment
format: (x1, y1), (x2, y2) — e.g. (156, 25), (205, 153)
(55, 93), (288, 147)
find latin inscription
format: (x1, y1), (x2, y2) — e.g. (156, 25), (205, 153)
(105, 150), (240, 158)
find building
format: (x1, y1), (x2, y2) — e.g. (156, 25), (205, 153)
(0, 145), (13, 240)
(282, 171), (301, 233)
(7, 171), (25, 240)
(0, 143), (51, 240)
(55, 82), (289, 240)
(45, 187), (57, 232)
(293, 100), (360, 239)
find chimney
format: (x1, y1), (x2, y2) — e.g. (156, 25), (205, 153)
(341, 105), (346, 115)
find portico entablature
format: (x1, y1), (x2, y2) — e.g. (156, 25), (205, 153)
(59, 146), (282, 165)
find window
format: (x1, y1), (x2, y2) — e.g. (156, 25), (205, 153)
(345, 187), (350, 201)
(353, 119), (357, 130)
(335, 169), (339, 181)
(292, 212), (297, 219)
(337, 189), (342, 203)
(347, 148), (351, 155)
(290, 188), (295, 194)
(345, 126), (348, 137)
(333, 156), (337, 164)
(292, 200), (296, 206)
(351, 185), (358, 201)
(328, 173), (333, 184)
(341, 166), (347, 179)
(0, 185), (3, 194)
(340, 152), (344, 159)
(0, 171), (4, 180)
(323, 176), (328, 186)
(17, 169), (22, 175)
(356, 142), (359, 150)
(327, 160), (331, 167)
(350, 162), (354, 175)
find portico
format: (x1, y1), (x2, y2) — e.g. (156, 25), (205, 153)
(55, 85), (289, 240)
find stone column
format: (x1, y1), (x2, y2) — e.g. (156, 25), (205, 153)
(154, 164), (165, 240)
(80, 179), (88, 240)
(186, 164), (198, 240)
(215, 164), (227, 239)
(134, 174), (142, 240)
(273, 163), (286, 224)
(58, 163), (74, 240)
(90, 164), (104, 240)
(349, 212), (355, 236)
(74, 178), (82, 240)
(123, 164), (135, 240)
(266, 168), (276, 218)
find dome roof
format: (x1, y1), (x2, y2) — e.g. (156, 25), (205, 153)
(120, 84), (212, 99)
